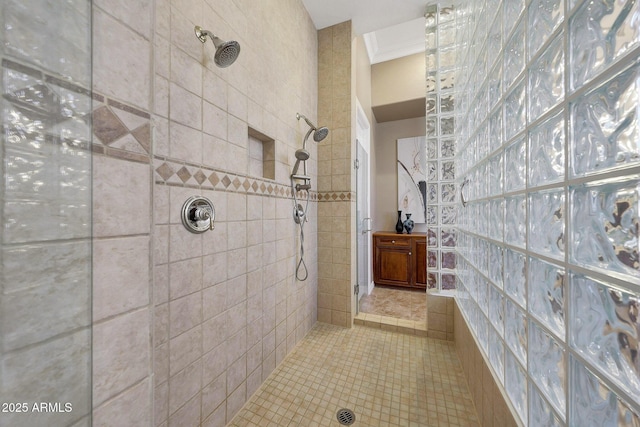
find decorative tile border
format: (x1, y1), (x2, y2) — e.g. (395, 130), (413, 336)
(154, 156), (318, 200)
(91, 93), (151, 164)
(317, 191), (354, 202)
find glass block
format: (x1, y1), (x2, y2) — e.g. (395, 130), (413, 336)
(427, 138), (438, 159)
(570, 356), (640, 426)
(442, 273), (456, 290)
(528, 0), (564, 59)
(441, 138), (455, 158)
(426, 97), (437, 115)
(428, 250), (438, 269)
(529, 382), (564, 426)
(504, 19), (525, 90)
(478, 314), (489, 353)
(489, 109), (503, 153)
(570, 0), (640, 90)
(505, 299), (527, 365)
(489, 198), (504, 241)
(428, 183), (438, 203)
(570, 61), (640, 176)
(569, 273), (640, 396)
(479, 279), (489, 316)
(489, 243), (503, 288)
(529, 33), (564, 122)
(439, 21), (457, 47)
(504, 0), (525, 38)
(505, 248), (526, 307)
(506, 350), (528, 424)
(441, 229), (456, 247)
(505, 136), (526, 192)
(441, 160), (455, 180)
(488, 151), (503, 196)
(479, 238), (489, 275)
(441, 251), (456, 270)
(489, 283), (505, 334)
(440, 69), (455, 90)
(489, 326), (505, 383)
(529, 111), (565, 187)
(441, 183), (456, 203)
(570, 177), (639, 280)
(427, 71), (437, 94)
(441, 116), (455, 136)
(529, 258), (565, 339)
(505, 195), (526, 247)
(441, 93), (455, 113)
(477, 122), (489, 161)
(529, 320), (566, 414)
(441, 206), (456, 224)
(428, 160), (438, 181)
(488, 9), (502, 69)
(504, 79), (526, 141)
(427, 206), (437, 225)
(529, 189), (565, 259)
(489, 61), (503, 109)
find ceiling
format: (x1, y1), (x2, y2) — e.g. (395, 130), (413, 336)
(301, 0), (427, 64)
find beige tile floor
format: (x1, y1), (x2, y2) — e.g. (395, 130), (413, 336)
(228, 323), (479, 427)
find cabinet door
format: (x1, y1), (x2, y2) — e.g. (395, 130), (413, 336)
(375, 247), (412, 287)
(414, 238), (427, 289)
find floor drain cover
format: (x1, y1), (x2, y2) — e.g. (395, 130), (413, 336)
(336, 408), (355, 425)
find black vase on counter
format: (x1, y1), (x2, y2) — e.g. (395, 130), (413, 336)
(403, 213), (414, 234)
(395, 210), (404, 234)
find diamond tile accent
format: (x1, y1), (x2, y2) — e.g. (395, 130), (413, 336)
(193, 170), (207, 184)
(232, 177), (241, 189)
(222, 175), (232, 188)
(176, 166), (191, 183)
(93, 106), (128, 144)
(155, 162), (174, 180)
(251, 181), (259, 192)
(131, 123), (151, 154)
(243, 179), (251, 191)
(208, 172), (220, 186)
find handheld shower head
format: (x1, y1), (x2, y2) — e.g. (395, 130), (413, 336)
(195, 26), (241, 68)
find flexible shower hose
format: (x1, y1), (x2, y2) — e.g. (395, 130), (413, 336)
(292, 182), (309, 281)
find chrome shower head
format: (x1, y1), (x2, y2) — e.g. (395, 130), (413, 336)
(295, 149), (310, 161)
(195, 26), (241, 68)
(313, 127), (329, 142)
(296, 113), (329, 148)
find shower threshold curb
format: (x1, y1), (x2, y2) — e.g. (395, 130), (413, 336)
(354, 313), (428, 336)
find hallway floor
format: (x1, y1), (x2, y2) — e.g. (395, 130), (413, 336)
(359, 286), (428, 322)
(229, 323), (479, 427)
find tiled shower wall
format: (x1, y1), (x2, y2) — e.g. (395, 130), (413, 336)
(317, 21), (357, 327)
(150, 1), (320, 425)
(1, 1), (93, 426)
(451, 0), (640, 425)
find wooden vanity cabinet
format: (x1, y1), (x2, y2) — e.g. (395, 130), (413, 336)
(373, 231), (427, 289)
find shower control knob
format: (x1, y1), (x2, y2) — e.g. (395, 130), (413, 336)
(181, 196), (215, 233)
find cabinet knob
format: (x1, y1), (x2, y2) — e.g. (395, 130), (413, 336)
(409, 252), (412, 256)
(391, 240), (395, 244)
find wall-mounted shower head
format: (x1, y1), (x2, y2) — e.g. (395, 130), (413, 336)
(313, 126), (329, 142)
(296, 113), (329, 148)
(195, 26), (241, 68)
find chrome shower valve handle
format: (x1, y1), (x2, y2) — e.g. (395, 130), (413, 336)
(181, 196), (216, 233)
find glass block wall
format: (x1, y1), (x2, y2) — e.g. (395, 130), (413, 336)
(425, 5), (461, 291)
(450, 0), (640, 424)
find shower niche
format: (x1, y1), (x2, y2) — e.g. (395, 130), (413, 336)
(248, 127), (275, 180)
